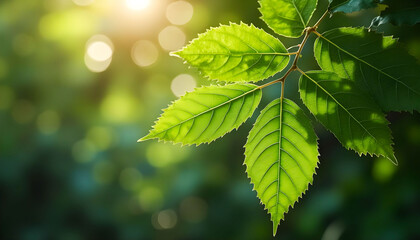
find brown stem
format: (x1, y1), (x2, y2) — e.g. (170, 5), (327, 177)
(259, 9), (330, 90)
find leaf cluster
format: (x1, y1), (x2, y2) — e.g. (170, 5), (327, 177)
(140, 0), (420, 235)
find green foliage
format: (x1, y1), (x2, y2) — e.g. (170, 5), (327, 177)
(140, 84), (262, 145)
(172, 23), (290, 82)
(142, 0), (420, 235)
(370, 0), (420, 27)
(314, 27), (420, 112)
(259, 0), (318, 38)
(299, 71), (397, 164)
(244, 98), (319, 235)
(329, 0), (377, 13)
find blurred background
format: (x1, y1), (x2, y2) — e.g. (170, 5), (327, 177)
(0, 0), (419, 239)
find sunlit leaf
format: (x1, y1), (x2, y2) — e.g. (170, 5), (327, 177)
(370, 0), (420, 27)
(314, 27), (420, 112)
(259, 0), (318, 38)
(172, 23), (290, 83)
(244, 98), (319, 236)
(140, 83), (262, 145)
(299, 70), (397, 164)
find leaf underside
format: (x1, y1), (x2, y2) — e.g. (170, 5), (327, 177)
(370, 0), (420, 27)
(314, 27), (420, 112)
(140, 83), (262, 145)
(259, 0), (318, 38)
(172, 23), (290, 83)
(299, 71), (397, 164)
(329, 0), (377, 14)
(244, 98), (319, 236)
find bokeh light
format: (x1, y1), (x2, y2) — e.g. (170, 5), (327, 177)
(87, 41), (113, 61)
(100, 90), (143, 123)
(138, 187), (163, 211)
(152, 209), (178, 230)
(158, 26), (186, 51)
(85, 35), (114, 72)
(131, 40), (159, 67)
(166, 1), (194, 25)
(126, 0), (150, 11)
(2, 0), (420, 239)
(372, 157), (397, 182)
(146, 142), (190, 167)
(86, 126), (114, 150)
(171, 74), (196, 97)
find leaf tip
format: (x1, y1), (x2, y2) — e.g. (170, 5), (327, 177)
(137, 134), (153, 143)
(169, 50), (182, 58)
(387, 155), (399, 166)
(272, 220), (279, 236)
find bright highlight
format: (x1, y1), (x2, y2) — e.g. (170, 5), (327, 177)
(126, 0), (150, 11)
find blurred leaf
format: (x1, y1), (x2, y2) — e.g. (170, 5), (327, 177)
(370, 0), (420, 27)
(329, 0), (377, 13)
(314, 27), (420, 112)
(172, 23), (290, 83)
(244, 98), (319, 236)
(140, 83), (262, 145)
(259, 0), (318, 38)
(299, 71), (397, 164)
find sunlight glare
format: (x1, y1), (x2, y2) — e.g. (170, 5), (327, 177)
(158, 26), (186, 51)
(87, 41), (113, 62)
(126, 0), (150, 11)
(166, 1), (194, 25)
(131, 40), (159, 67)
(171, 74), (196, 97)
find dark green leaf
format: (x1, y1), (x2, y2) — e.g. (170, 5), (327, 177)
(370, 0), (420, 27)
(299, 70), (397, 164)
(314, 27), (420, 112)
(244, 98), (319, 236)
(329, 0), (377, 13)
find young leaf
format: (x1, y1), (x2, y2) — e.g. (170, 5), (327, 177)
(172, 23), (290, 83)
(370, 0), (420, 27)
(259, 0), (318, 38)
(329, 0), (377, 14)
(244, 98), (319, 236)
(314, 27), (420, 112)
(299, 70), (397, 164)
(139, 83), (262, 145)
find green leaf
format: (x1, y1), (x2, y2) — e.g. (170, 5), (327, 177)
(244, 98), (319, 236)
(299, 70), (397, 164)
(139, 83), (262, 145)
(314, 27), (420, 112)
(370, 0), (420, 27)
(329, 0), (377, 13)
(259, 0), (318, 38)
(172, 23), (290, 83)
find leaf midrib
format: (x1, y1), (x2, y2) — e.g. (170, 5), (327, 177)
(275, 98), (284, 223)
(179, 52), (291, 56)
(291, 0), (306, 28)
(319, 33), (420, 96)
(145, 86), (260, 139)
